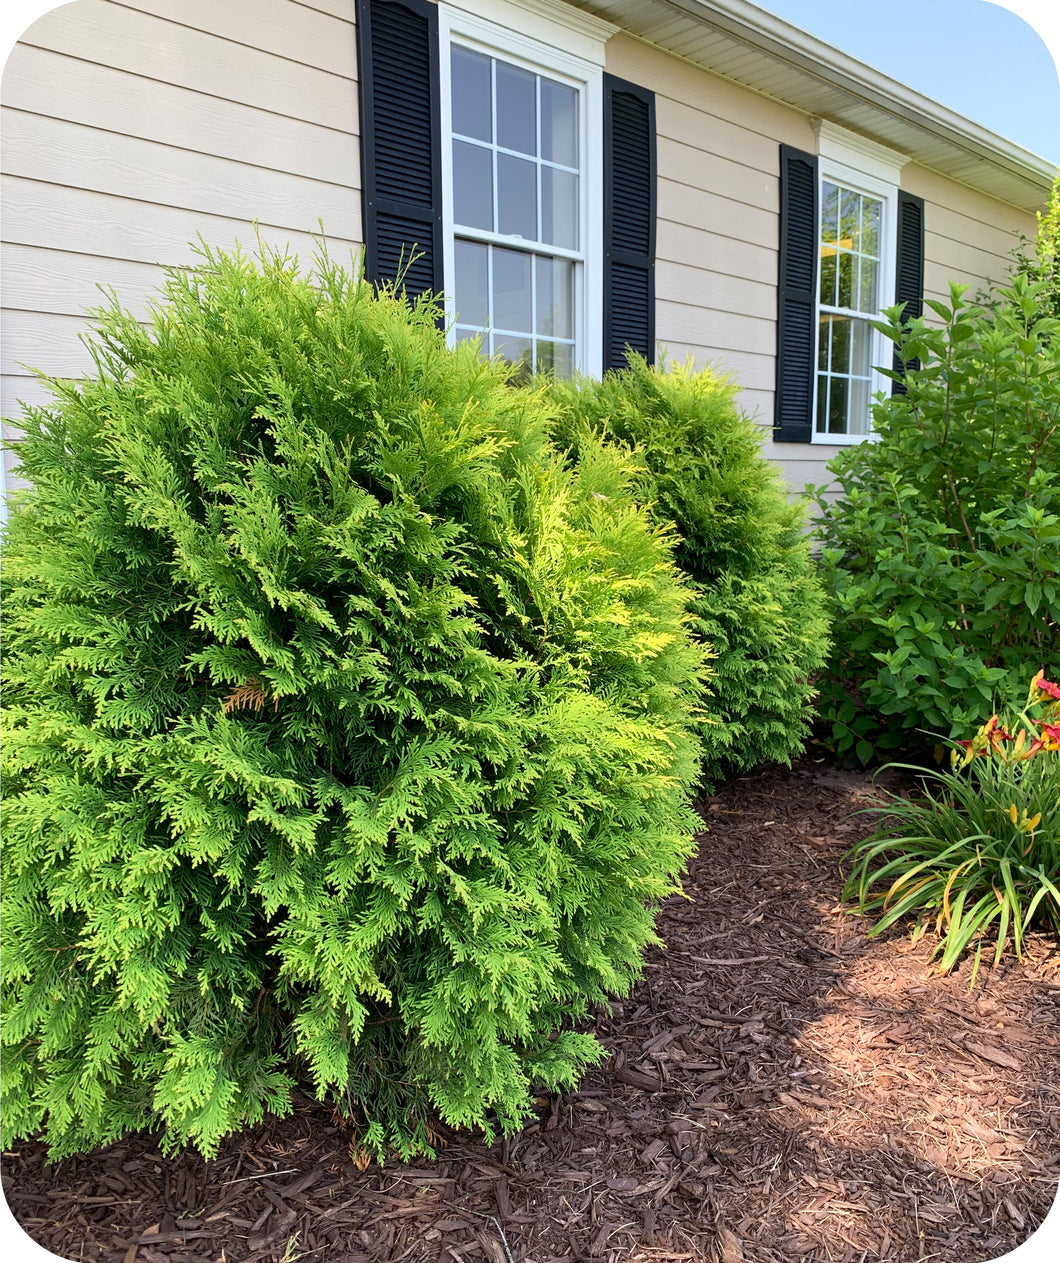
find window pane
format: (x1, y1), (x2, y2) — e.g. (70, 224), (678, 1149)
(816, 376), (829, 432)
(822, 182), (838, 245)
(831, 316), (851, 374)
(850, 317), (871, 377)
(494, 333), (533, 376)
(497, 153), (537, 239)
(541, 79), (577, 167)
(451, 47), (492, 142)
(820, 252), (836, 306)
(840, 187), (860, 252)
(542, 167), (578, 249)
(818, 315), (830, 371)
(453, 140), (493, 230)
(536, 340), (574, 377)
(454, 239), (489, 328)
(837, 252), (853, 309)
(496, 62), (536, 156)
(849, 377), (870, 435)
(536, 257), (573, 338)
(492, 247), (532, 332)
(455, 326), (484, 345)
(861, 197), (881, 257)
(828, 376), (848, 434)
(859, 257), (879, 313)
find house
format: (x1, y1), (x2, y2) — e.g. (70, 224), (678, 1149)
(2, 0), (1055, 510)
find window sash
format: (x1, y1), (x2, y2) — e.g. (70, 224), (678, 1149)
(438, 2), (604, 378)
(812, 172), (896, 443)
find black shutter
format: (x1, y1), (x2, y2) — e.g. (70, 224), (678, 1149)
(356, 0), (442, 300)
(774, 145), (819, 443)
(603, 74), (656, 372)
(891, 190), (925, 394)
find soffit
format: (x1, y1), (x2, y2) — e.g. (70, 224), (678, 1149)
(565, 0), (1056, 213)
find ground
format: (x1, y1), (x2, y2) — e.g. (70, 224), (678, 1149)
(3, 759), (1059, 1263)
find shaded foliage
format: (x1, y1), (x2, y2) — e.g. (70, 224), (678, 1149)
(549, 356), (830, 789)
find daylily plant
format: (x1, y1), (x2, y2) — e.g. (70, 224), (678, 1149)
(953, 669), (1060, 765)
(844, 671), (1059, 982)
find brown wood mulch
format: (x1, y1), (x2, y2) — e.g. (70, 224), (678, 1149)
(4, 758), (1059, 1263)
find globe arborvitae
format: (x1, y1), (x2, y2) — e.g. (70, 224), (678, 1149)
(1, 243), (708, 1161)
(550, 356), (830, 790)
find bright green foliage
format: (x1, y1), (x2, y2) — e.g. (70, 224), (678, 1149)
(1, 243), (708, 1162)
(843, 674), (1060, 983)
(813, 277), (1060, 764)
(1013, 174), (1060, 321)
(548, 356), (830, 788)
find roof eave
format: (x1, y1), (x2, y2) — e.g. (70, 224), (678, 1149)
(568, 0), (1057, 212)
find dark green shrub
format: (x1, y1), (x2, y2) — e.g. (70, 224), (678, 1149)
(549, 356), (830, 788)
(1, 243), (708, 1161)
(814, 276), (1060, 764)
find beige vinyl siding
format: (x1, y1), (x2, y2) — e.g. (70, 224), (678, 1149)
(1, 0), (362, 496)
(604, 29), (1039, 497)
(604, 31), (834, 493)
(900, 163), (1031, 305)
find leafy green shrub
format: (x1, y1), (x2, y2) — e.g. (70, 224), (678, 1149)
(1012, 174), (1060, 321)
(548, 356), (830, 789)
(813, 276), (1060, 764)
(843, 673), (1060, 981)
(0, 243), (709, 1162)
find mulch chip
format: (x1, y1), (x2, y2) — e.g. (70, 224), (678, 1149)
(4, 758), (1058, 1262)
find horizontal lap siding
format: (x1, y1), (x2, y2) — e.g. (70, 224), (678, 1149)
(1, 0), (361, 497)
(604, 32), (1040, 496)
(606, 32), (828, 493)
(902, 169), (1031, 305)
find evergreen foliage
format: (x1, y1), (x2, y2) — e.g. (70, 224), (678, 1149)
(1, 243), (708, 1161)
(548, 356), (830, 788)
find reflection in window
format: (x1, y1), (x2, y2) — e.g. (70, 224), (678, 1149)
(450, 43), (580, 375)
(817, 180), (881, 436)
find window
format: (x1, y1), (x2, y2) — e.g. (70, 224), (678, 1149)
(356, 0), (654, 381)
(446, 45), (581, 375)
(438, 1), (605, 378)
(774, 127), (923, 446)
(816, 180), (884, 437)
(812, 125), (902, 442)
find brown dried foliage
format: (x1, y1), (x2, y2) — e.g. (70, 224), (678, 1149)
(222, 683), (276, 716)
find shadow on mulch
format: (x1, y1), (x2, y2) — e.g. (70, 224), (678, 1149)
(4, 759), (1059, 1263)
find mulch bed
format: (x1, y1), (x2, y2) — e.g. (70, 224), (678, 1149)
(4, 758), (1059, 1263)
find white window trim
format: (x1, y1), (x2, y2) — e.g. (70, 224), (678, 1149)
(811, 123), (907, 445)
(438, 0), (607, 378)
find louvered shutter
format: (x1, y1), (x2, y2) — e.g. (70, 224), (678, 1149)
(603, 75), (656, 372)
(356, 0), (442, 300)
(774, 145), (819, 443)
(891, 190), (925, 395)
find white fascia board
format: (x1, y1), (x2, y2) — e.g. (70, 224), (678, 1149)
(672, 0), (1057, 177)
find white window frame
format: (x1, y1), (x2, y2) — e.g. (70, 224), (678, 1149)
(811, 123), (906, 445)
(438, 0), (608, 378)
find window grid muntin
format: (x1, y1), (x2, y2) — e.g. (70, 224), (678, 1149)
(449, 38), (584, 377)
(453, 240), (576, 375)
(816, 178), (881, 437)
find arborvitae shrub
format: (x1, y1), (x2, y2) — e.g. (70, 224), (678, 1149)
(813, 278), (1060, 764)
(1, 244), (708, 1162)
(549, 357), (830, 788)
